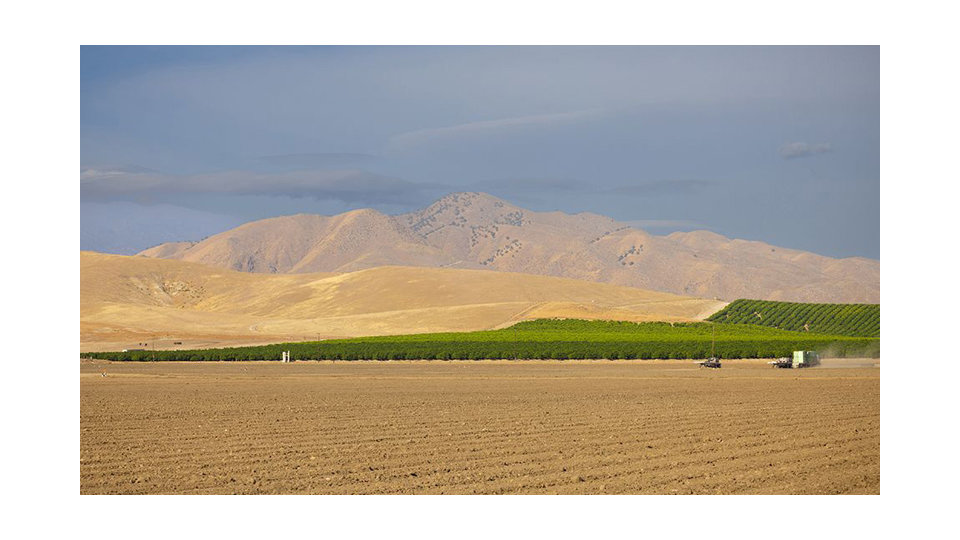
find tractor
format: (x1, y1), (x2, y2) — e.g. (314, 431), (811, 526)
(698, 357), (722, 369)
(696, 325), (722, 368)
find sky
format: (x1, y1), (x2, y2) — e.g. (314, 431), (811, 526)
(80, 46), (879, 258)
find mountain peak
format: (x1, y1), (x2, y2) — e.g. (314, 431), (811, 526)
(404, 192), (525, 238)
(431, 191), (513, 209)
(135, 193), (880, 303)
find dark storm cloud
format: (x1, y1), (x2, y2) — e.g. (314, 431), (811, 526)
(81, 46), (879, 258)
(80, 167), (445, 206)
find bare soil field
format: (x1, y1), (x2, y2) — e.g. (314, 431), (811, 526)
(80, 359), (879, 494)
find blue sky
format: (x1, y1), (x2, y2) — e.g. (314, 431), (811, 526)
(81, 46), (879, 258)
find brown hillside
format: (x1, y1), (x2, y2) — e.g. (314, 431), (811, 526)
(81, 251), (725, 351)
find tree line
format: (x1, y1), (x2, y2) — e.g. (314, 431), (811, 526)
(81, 319), (880, 361)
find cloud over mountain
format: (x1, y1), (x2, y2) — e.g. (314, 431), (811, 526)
(779, 142), (832, 159)
(80, 167), (443, 206)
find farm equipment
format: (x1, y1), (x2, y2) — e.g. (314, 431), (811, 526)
(696, 325), (722, 368)
(769, 350), (820, 369)
(769, 357), (792, 368)
(698, 357), (722, 369)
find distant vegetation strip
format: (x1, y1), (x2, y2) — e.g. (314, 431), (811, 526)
(707, 299), (879, 337)
(81, 319), (879, 361)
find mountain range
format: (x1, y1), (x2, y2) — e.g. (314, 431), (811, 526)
(138, 192), (879, 303)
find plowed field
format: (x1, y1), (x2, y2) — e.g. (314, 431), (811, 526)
(80, 360), (879, 494)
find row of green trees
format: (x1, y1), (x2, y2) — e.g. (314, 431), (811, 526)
(81, 319), (880, 361)
(707, 300), (879, 337)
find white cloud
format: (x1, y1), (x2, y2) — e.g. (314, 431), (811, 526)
(779, 142), (832, 159)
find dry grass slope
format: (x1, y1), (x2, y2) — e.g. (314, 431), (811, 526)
(81, 251), (725, 351)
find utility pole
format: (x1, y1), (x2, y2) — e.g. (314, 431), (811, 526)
(711, 324), (716, 358)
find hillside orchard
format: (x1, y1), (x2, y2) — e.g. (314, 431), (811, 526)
(707, 300), (879, 337)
